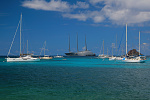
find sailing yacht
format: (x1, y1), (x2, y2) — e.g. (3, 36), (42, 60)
(6, 14), (40, 62)
(98, 40), (109, 58)
(76, 35), (96, 56)
(54, 54), (64, 58)
(65, 34), (95, 56)
(122, 24), (146, 63)
(40, 41), (53, 59)
(109, 43), (116, 60)
(65, 35), (77, 56)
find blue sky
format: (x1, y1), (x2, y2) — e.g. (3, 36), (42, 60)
(1, 0), (150, 56)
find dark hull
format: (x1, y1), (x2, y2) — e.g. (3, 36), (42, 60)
(65, 52), (77, 56)
(65, 51), (96, 56)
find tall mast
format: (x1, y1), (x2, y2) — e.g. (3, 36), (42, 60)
(112, 44), (113, 56)
(103, 40), (104, 56)
(126, 24), (127, 55)
(69, 35), (70, 52)
(107, 48), (108, 56)
(44, 41), (46, 56)
(85, 35), (87, 51)
(77, 33), (78, 52)
(116, 34), (117, 55)
(139, 31), (140, 55)
(27, 40), (28, 54)
(20, 13), (22, 56)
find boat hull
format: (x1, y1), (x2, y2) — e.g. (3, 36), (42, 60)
(65, 52), (77, 56)
(76, 51), (95, 56)
(54, 56), (64, 58)
(6, 57), (40, 62)
(109, 57), (116, 60)
(41, 57), (53, 59)
(123, 60), (145, 63)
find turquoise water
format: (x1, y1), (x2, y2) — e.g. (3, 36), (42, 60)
(1, 56), (150, 100)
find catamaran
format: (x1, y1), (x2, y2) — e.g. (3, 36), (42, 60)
(122, 24), (146, 63)
(6, 14), (40, 62)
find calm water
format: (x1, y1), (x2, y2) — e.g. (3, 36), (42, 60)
(1, 56), (150, 100)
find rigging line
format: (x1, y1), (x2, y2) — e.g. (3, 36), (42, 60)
(7, 20), (21, 57)
(99, 41), (103, 54)
(40, 41), (46, 55)
(22, 42), (27, 54)
(117, 32), (124, 56)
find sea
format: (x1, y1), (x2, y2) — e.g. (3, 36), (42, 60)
(0, 56), (150, 100)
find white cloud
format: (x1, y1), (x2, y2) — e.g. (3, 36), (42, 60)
(22, 0), (150, 25)
(89, 0), (104, 5)
(71, 1), (89, 9)
(100, 0), (150, 24)
(22, 0), (70, 12)
(22, 0), (89, 12)
(62, 13), (87, 21)
(62, 11), (104, 23)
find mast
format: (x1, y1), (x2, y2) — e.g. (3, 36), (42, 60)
(126, 24), (127, 55)
(107, 48), (108, 56)
(116, 34), (117, 55)
(103, 40), (104, 56)
(77, 33), (78, 52)
(85, 35), (87, 51)
(44, 41), (46, 56)
(112, 44), (113, 56)
(69, 35), (70, 52)
(139, 31), (140, 55)
(27, 40), (28, 54)
(20, 13), (22, 56)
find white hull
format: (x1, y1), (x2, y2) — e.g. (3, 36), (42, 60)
(123, 59), (145, 63)
(41, 57), (53, 59)
(54, 56), (64, 58)
(7, 57), (40, 62)
(116, 57), (123, 60)
(98, 56), (109, 59)
(109, 57), (116, 60)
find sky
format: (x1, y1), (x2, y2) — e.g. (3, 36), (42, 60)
(1, 0), (150, 56)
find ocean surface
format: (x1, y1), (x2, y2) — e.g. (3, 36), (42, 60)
(1, 56), (150, 100)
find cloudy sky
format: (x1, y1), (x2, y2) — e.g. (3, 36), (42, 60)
(1, 0), (150, 55)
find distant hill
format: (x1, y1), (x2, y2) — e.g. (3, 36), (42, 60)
(127, 49), (143, 56)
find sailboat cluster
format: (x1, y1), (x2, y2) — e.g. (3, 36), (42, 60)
(97, 24), (146, 63)
(122, 24), (146, 63)
(6, 14), (40, 62)
(6, 14), (146, 63)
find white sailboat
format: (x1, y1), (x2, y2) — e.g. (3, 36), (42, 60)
(98, 40), (109, 58)
(54, 54), (64, 58)
(40, 41), (53, 59)
(122, 24), (146, 63)
(109, 43), (116, 60)
(6, 14), (40, 62)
